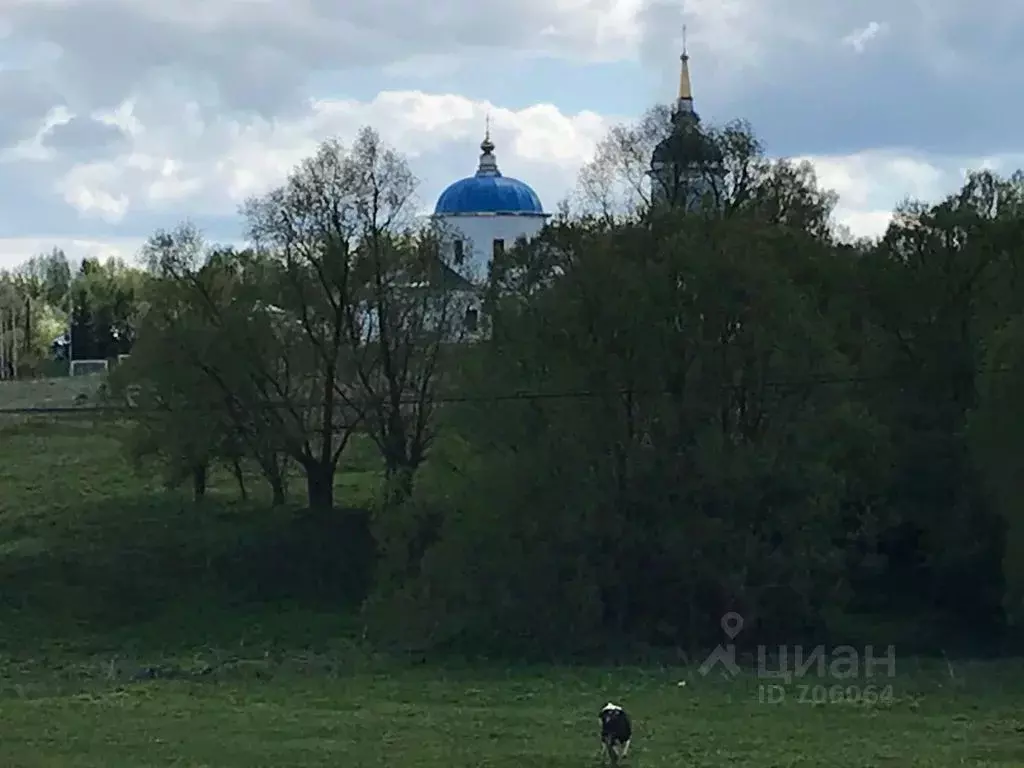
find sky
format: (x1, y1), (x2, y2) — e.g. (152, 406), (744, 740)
(0, 0), (1020, 270)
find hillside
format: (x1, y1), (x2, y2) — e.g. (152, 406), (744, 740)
(0, 385), (1019, 764)
(0, 374), (103, 410)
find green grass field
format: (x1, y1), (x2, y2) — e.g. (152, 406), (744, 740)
(0, 373), (101, 409)
(0, 378), (1022, 766)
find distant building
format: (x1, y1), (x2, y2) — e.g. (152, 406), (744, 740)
(413, 38), (716, 337)
(648, 35), (725, 211)
(431, 124), (550, 335)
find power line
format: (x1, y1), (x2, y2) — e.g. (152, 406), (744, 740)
(0, 364), (1018, 416)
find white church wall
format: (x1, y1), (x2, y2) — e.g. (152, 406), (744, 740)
(435, 214), (547, 284)
(353, 287), (485, 344)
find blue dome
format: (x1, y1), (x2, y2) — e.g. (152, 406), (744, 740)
(434, 134), (544, 216)
(435, 175), (544, 215)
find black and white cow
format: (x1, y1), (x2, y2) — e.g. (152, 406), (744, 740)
(598, 702), (632, 762)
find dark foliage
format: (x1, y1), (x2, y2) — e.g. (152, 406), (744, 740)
(24, 115), (1024, 661)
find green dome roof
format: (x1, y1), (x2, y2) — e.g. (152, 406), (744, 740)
(651, 111), (723, 167)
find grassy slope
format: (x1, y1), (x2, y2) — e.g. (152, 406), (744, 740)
(3, 664), (1022, 767)
(0, 380), (1022, 765)
(0, 373), (101, 407)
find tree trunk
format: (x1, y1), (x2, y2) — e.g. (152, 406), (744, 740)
(270, 479), (286, 506)
(22, 296), (31, 357)
(384, 463), (415, 507)
(253, 452), (288, 506)
(192, 463), (208, 501)
(305, 461), (334, 509)
(273, 455), (290, 505)
(309, 365), (336, 510)
(267, 461), (287, 506)
(230, 458), (247, 501)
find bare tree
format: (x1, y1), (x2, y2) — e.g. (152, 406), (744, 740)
(249, 128), (470, 505)
(573, 105), (673, 220)
(349, 224), (472, 503)
(132, 129), (467, 510)
(244, 126), (465, 508)
(574, 105), (839, 239)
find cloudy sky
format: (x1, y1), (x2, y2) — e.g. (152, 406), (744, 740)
(0, 0), (1019, 270)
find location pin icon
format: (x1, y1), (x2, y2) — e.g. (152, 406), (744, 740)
(721, 611), (743, 640)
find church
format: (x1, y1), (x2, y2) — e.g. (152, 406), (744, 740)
(429, 41), (718, 333)
(431, 122), (549, 287)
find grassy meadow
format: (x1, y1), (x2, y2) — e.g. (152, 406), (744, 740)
(0, 376), (1023, 766)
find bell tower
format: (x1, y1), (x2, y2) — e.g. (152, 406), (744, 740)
(648, 26), (724, 211)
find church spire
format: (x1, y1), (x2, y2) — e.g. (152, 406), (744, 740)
(676, 24), (694, 114)
(476, 114), (501, 177)
(648, 23), (723, 211)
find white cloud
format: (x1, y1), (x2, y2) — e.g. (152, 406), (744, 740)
(0, 0), (1020, 269)
(802, 149), (1012, 239)
(0, 237), (146, 270)
(833, 210), (894, 239)
(0, 87), (1015, 268)
(43, 91), (612, 227)
(3, 0), (647, 120)
(804, 151), (946, 210)
(34, 87), (984, 250)
(841, 21), (889, 53)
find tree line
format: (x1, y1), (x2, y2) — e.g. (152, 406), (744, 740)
(12, 107), (1024, 657)
(0, 248), (143, 373)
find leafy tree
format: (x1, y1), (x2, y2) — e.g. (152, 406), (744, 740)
(230, 132), (387, 508)
(40, 103), (1024, 656)
(970, 314), (1024, 625)
(2, 248), (73, 364)
(18, 247), (72, 308)
(366, 203), (883, 654)
(134, 228), (292, 505)
(141, 219), (353, 510)
(856, 171), (1023, 626)
(573, 104), (674, 218)
(0, 250), (72, 369)
(242, 127), (459, 507)
(69, 257), (143, 360)
(574, 107), (839, 242)
(107, 258), (253, 503)
(134, 130), (443, 510)
(0, 279), (25, 377)
(347, 226), (471, 503)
